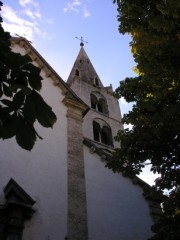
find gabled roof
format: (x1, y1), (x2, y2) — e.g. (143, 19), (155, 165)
(4, 178), (35, 205)
(67, 45), (104, 87)
(0, 178), (35, 223)
(10, 37), (89, 117)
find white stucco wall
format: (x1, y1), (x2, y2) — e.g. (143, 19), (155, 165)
(0, 44), (68, 240)
(84, 145), (153, 240)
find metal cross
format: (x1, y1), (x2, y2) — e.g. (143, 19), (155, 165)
(75, 36), (88, 47)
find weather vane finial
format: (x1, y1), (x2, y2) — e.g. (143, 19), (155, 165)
(75, 36), (88, 47)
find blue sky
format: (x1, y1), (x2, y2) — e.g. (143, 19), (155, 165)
(1, 0), (158, 185)
(1, 0), (135, 114)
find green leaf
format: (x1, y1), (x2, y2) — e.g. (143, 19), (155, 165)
(23, 63), (43, 90)
(3, 83), (12, 97)
(0, 114), (16, 139)
(1, 99), (12, 107)
(31, 90), (57, 128)
(10, 68), (28, 86)
(9, 84), (32, 95)
(23, 94), (36, 123)
(5, 52), (31, 69)
(13, 91), (25, 109)
(0, 84), (2, 98)
(15, 115), (36, 151)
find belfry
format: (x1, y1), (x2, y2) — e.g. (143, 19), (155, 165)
(67, 40), (122, 150)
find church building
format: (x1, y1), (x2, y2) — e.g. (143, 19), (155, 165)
(0, 37), (161, 240)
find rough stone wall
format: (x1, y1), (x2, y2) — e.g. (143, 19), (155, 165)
(65, 99), (88, 240)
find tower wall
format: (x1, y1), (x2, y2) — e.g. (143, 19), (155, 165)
(69, 78), (123, 148)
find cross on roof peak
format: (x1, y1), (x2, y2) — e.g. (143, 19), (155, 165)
(75, 36), (88, 47)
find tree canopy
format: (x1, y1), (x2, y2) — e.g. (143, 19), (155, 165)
(0, 1), (57, 150)
(109, 1), (180, 239)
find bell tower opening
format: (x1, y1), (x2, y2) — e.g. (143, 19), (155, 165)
(75, 69), (79, 76)
(93, 119), (113, 147)
(93, 121), (101, 142)
(91, 92), (108, 115)
(94, 77), (99, 86)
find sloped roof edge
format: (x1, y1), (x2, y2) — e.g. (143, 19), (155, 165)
(67, 46), (104, 88)
(10, 37), (89, 117)
(83, 137), (163, 219)
(83, 137), (150, 188)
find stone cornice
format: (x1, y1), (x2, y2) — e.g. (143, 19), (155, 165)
(63, 96), (89, 120)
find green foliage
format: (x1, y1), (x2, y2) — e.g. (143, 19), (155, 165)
(149, 188), (180, 240)
(0, 1), (57, 150)
(111, 0), (180, 239)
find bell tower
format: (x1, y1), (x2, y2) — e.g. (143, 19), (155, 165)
(67, 41), (123, 150)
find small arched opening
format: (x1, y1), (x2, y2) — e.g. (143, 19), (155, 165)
(94, 77), (99, 87)
(90, 92), (109, 115)
(92, 119), (113, 147)
(75, 69), (79, 76)
(91, 94), (97, 110)
(93, 121), (101, 142)
(97, 98), (108, 114)
(101, 126), (113, 146)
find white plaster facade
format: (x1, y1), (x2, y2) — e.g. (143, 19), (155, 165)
(0, 38), (158, 240)
(0, 42), (68, 240)
(84, 145), (153, 240)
